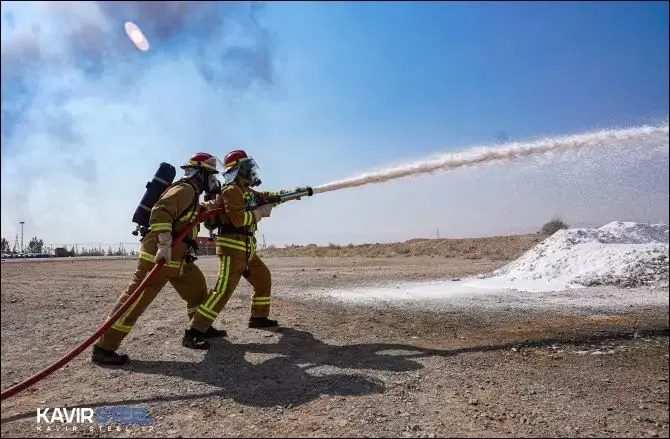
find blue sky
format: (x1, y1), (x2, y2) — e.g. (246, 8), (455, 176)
(1, 1), (668, 248)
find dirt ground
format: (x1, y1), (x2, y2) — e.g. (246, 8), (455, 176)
(1, 246), (668, 438)
(259, 233), (545, 260)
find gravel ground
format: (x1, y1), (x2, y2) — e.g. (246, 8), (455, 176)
(1, 255), (668, 438)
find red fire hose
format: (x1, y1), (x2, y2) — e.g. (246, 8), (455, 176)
(0, 208), (224, 401)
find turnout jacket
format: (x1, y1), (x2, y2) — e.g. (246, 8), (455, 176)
(140, 180), (201, 268)
(204, 183), (285, 256)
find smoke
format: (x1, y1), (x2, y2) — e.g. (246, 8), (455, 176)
(1, 1), (274, 228)
(314, 123), (670, 194)
(0, 2), (273, 83)
(1, 1), (273, 149)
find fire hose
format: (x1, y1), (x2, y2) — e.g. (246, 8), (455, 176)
(0, 188), (313, 401)
(0, 208), (225, 401)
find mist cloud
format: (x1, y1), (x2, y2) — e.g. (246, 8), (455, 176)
(1, 1), (275, 236)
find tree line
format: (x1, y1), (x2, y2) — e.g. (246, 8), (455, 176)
(0, 236), (137, 257)
(1, 236), (45, 254)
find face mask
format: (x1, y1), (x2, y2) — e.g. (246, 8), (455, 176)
(206, 173), (221, 195)
(240, 158), (262, 187)
(248, 167), (261, 187)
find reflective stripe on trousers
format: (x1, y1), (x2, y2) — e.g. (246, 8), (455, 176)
(196, 255), (231, 321)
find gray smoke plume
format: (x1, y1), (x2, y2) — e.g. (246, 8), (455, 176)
(1, 1), (273, 87)
(1, 1), (274, 139)
(1, 1), (275, 228)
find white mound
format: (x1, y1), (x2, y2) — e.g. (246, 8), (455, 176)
(465, 221), (669, 292)
(314, 221), (669, 309)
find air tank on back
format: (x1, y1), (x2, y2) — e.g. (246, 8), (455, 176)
(132, 162), (176, 237)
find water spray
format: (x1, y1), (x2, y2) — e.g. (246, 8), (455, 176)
(312, 123), (669, 195)
(256, 123), (668, 212)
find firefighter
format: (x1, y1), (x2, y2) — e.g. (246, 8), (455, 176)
(92, 152), (226, 366)
(190, 149), (307, 334)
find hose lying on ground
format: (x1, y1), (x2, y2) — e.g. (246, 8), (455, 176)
(0, 208), (224, 402)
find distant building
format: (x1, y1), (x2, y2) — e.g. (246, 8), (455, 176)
(195, 236), (216, 256)
(54, 247), (74, 257)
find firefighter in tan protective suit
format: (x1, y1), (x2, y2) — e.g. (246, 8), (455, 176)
(92, 152), (226, 366)
(188, 149), (308, 333)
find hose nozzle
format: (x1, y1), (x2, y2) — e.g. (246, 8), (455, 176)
(279, 187), (313, 202)
(257, 187), (314, 207)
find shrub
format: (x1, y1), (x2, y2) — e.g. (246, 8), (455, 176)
(541, 218), (569, 235)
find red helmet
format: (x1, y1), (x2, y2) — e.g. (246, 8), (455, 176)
(223, 149), (250, 168)
(181, 152), (219, 174)
(222, 149), (261, 186)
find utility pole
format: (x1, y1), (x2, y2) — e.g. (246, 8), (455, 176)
(436, 228), (440, 239)
(19, 221), (25, 253)
(262, 234), (266, 250)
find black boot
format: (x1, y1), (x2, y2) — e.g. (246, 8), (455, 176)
(91, 346), (130, 366)
(182, 328), (210, 350)
(203, 326), (227, 338)
(248, 317), (279, 328)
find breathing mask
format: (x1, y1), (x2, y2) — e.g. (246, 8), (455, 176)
(223, 157), (262, 187)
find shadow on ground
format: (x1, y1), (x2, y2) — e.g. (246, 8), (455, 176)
(2, 325), (667, 423)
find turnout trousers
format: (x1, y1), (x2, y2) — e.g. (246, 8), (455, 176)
(96, 256), (208, 351)
(190, 250), (272, 332)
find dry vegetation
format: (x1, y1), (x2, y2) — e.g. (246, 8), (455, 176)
(259, 233), (545, 260)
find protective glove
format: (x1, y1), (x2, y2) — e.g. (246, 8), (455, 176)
(154, 232), (172, 263)
(252, 203), (273, 222)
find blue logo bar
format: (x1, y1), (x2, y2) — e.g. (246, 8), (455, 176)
(95, 407), (153, 425)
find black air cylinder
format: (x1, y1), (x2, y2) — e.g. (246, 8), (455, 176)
(132, 162), (176, 227)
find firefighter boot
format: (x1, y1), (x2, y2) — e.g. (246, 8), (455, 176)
(182, 328), (210, 350)
(248, 317), (279, 328)
(203, 326), (227, 338)
(91, 346), (130, 366)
